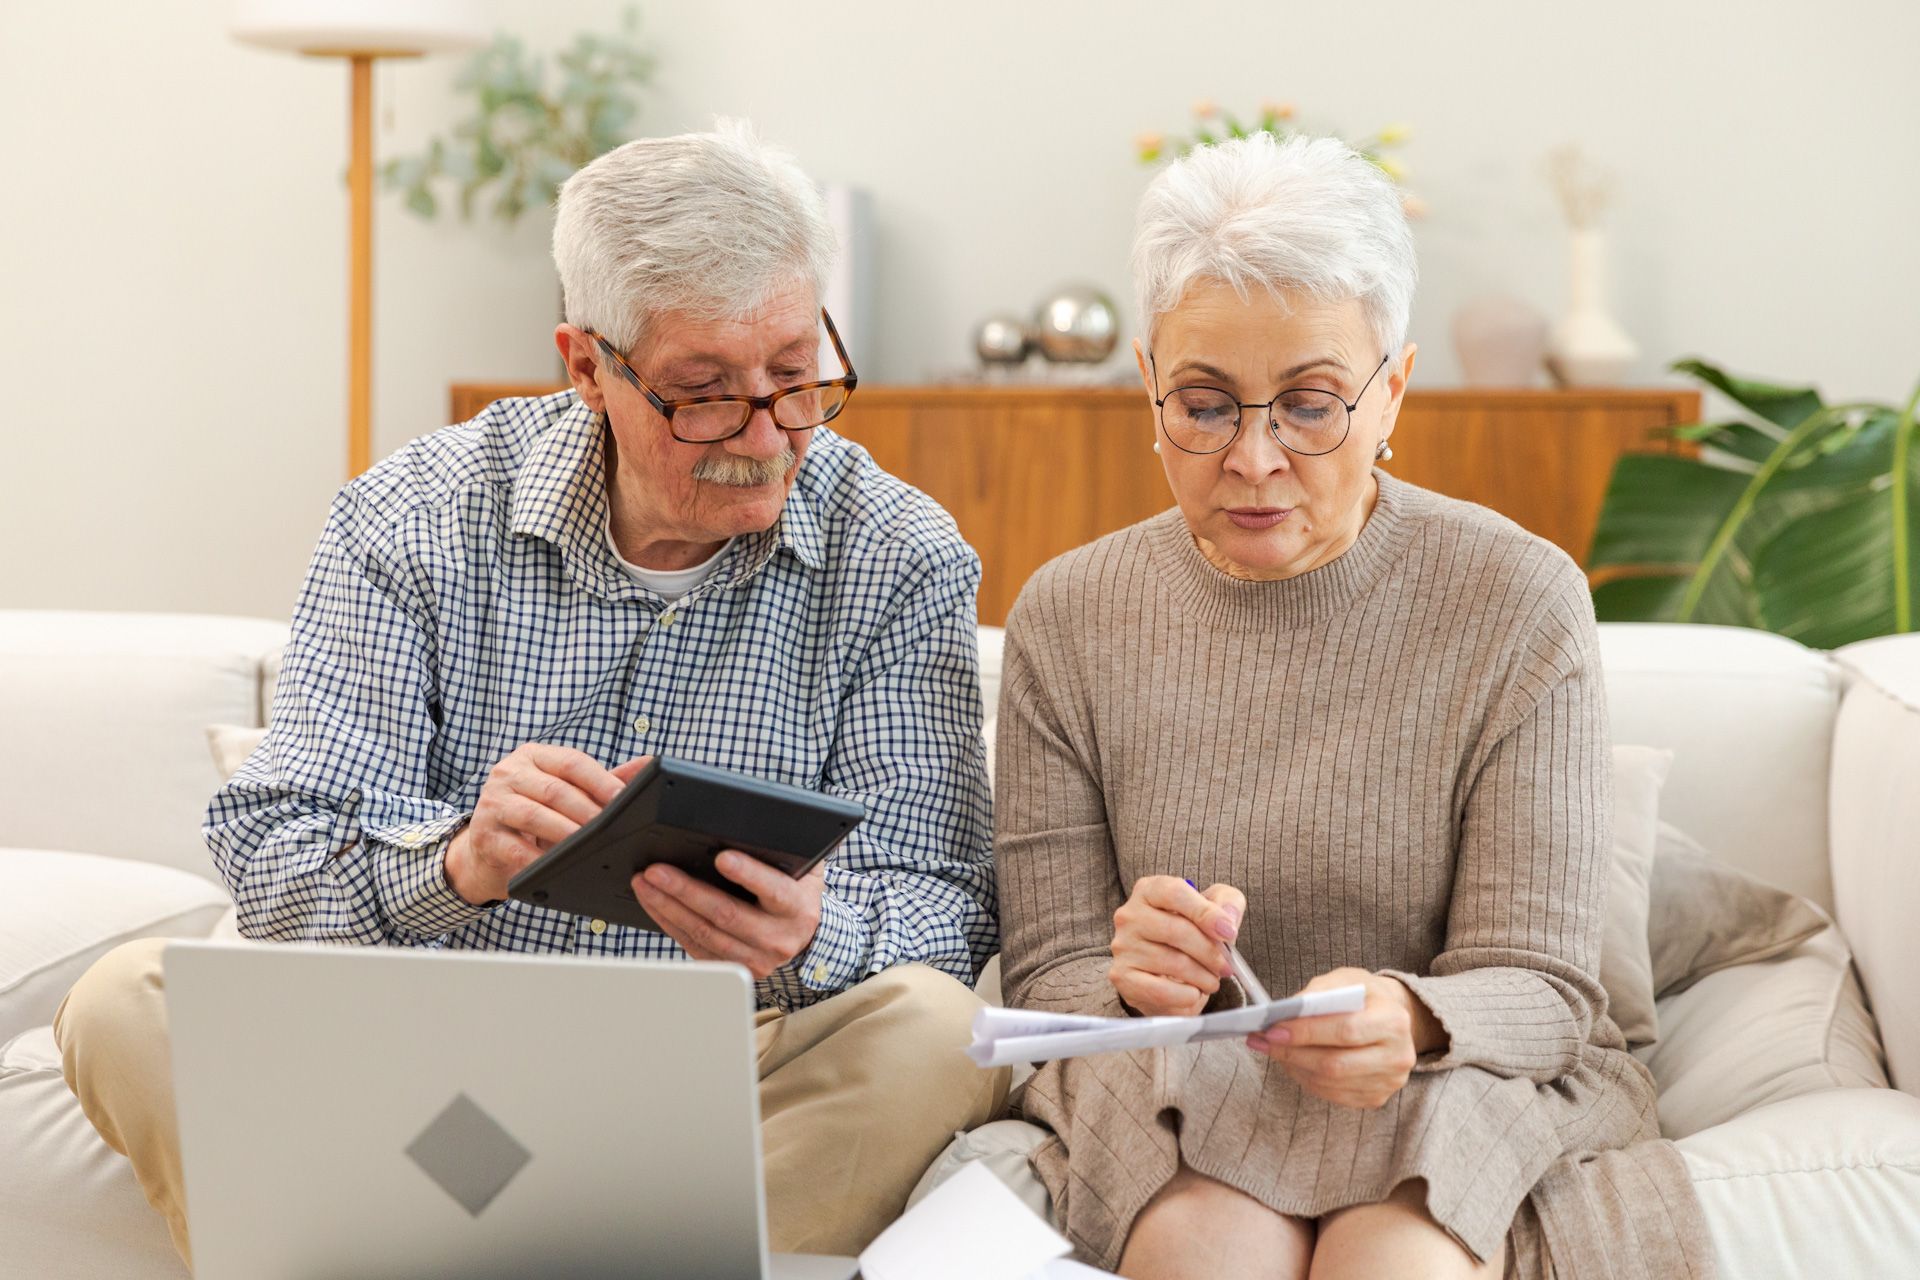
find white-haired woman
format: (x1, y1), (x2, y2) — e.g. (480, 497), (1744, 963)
(995, 135), (1709, 1279)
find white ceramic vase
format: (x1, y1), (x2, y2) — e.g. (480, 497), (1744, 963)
(1547, 228), (1638, 386)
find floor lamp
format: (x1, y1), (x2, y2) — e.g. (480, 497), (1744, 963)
(231, 1), (483, 478)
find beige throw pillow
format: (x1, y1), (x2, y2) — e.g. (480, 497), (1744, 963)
(1600, 745), (1672, 1049)
(1649, 821), (1831, 998)
(206, 723), (268, 781)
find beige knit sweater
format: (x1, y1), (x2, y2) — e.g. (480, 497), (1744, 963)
(996, 472), (1713, 1277)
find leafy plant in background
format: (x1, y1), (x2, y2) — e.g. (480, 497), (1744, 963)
(382, 8), (653, 225)
(1588, 360), (1920, 649)
(1135, 100), (1424, 217)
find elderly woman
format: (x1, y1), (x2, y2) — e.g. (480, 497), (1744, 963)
(995, 135), (1710, 1279)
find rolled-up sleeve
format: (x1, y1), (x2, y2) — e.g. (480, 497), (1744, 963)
(205, 488), (489, 944)
(758, 545), (997, 1010)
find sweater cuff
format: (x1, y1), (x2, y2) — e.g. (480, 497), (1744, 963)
(1017, 956), (1126, 1016)
(1382, 967), (1584, 1080)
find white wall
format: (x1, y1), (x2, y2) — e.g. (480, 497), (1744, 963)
(3, 0), (1916, 620)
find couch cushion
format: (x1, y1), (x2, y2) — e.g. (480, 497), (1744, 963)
(0, 612), (289, 879)
(1598, 623), (1838, 910)
(1830, 633), (1920, 1094)
(0, 848), (228, 1045)
(0, 1025), (188, 1278)
(1642, 922), (1886, 1140)
(1679, 1087), (1920, 1279)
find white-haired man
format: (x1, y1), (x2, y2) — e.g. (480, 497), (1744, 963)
(55, 123), (1007, 1266)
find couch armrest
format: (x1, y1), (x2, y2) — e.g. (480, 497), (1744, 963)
(1679, 1088), (1920, 1278)
(1831, 635), (1920, 1094)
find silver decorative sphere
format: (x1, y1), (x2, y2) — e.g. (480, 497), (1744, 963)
(1031, 284), (1119, 363)
(973, 313), (1032, 365)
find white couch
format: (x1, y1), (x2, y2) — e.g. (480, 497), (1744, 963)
(4, 610), (1920, 1278)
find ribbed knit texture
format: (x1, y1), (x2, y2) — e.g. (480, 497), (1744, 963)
(996, 472), (1713, 1277)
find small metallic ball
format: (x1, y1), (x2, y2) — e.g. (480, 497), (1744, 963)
(1031, 284), (1119, 363)
(973, 314), (1032, 365)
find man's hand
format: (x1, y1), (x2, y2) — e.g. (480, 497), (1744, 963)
(1108, 875), (1247, 1018)
(631, 853), (826, 980)
(1245, 967), (1446, 1110)
(444, 746), (651, 905)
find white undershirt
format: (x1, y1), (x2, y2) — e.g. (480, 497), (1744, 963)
(605, 518), (730, 602)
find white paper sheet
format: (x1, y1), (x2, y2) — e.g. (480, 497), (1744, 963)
(858, 1162), (1071, 1280)
(966, 984), (1368, 1068)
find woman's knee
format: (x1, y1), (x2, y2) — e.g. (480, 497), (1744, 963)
(1310, 1179), (1502, 1279)
(1125, 1168), (1313, 1279)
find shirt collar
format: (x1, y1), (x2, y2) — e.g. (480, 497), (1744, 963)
(509, 396), (824, 601)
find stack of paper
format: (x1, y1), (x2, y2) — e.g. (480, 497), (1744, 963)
(858, 1162), (1116, 1280)
(965, 984), (1368, 1068)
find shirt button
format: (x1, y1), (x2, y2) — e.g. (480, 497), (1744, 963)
(632, 714), (651, 736)
(590, 918), (607, 935)
(659, 609), (678, 627)
(810, 962), (828, 983)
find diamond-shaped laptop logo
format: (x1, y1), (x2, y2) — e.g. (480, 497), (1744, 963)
(405, 1093), (532, 1217)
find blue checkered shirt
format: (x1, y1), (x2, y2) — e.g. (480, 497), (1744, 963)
(205, 393), (997, 1010)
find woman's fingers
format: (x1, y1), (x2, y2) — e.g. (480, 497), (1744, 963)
(1136, 875), (1242, 942)
(1112, 967), (1209, 1018)
(1113, 938), (1222, 995)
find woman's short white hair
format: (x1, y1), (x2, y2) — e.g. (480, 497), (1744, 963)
(552, 119), (835, 352)
(1133, 133), (1417, 361)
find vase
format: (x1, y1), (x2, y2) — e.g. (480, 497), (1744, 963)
(1452, 295), (1549, 387)
(1547, 228), (1638, 386)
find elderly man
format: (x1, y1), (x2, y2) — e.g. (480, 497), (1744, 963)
(54, 122), (1006, 1266)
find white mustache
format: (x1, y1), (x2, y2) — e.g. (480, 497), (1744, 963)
(692, 446), (797, 488)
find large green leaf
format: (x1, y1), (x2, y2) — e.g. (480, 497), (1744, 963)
(1590, 362), (1920, 643)
(1587, 454), (1751, 569)
(1751, 480), (1916, 647)
(1672, 358), (1824, 431)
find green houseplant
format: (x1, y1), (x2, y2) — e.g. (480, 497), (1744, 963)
(381, 9), (653, 224)
(1588, 360), (1920, 649)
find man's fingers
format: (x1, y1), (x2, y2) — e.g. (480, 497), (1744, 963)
(638, 863), (781, 952)
(711, 851), (806, 913)
(610, 755), (654, 784)
(522, 743), (628, 809)
(1137, 875), (1240, 941)
(494, 792), (582, 849)
(632, 878), (759, 966)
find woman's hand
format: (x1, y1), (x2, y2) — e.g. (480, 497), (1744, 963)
(1109, 876), (1247, 1017)
(1246, 968), (1445, 1110)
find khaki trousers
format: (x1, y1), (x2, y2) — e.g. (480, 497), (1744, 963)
(54, 937), (1009, 1270)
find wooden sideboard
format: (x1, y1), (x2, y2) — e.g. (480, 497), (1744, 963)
(450, 383), (1698, 626)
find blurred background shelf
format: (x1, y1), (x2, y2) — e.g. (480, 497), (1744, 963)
(450, 383), (1698, 626)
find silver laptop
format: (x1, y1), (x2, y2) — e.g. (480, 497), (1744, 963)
(167, 941), (857, 1280)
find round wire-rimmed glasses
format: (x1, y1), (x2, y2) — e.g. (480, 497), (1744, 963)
(588, 307), (859, 443)
(1150, 352), (1390, 456)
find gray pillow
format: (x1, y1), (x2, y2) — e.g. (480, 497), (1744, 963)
(1650, 821), (1831, 998)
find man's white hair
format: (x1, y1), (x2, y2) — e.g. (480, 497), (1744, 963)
(552, 119), (835, 352)
(1132, 133), (1418, 361)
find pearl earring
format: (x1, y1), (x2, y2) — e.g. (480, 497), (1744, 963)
(1375, 441), (1394, 461)
(1152, 439), (1161, 454)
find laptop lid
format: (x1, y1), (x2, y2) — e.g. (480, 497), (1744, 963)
(167, 942), (772, 1280)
